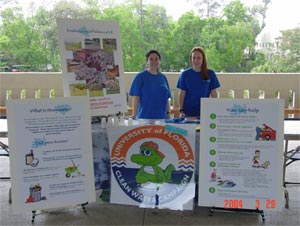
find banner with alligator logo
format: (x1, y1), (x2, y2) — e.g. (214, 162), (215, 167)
(107, 124), (196, 210)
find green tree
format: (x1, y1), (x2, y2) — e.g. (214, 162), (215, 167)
(221, 0), (264, 72)
(223, 0), (248, 25)
(277, 28), (300, 72)
(52, 0), (91, 19)
(171, 12), (203, 69)
(34, 7), (60, 71)
(254, 28), (300, 72)
(0, 7), (47, 70)
(248, 0), (271, 35)
(141, 4), (174, 71)
(217, 23), (254, 71)
(45, 0), (101, 70)
(158, 21), (177, 71)
(187, 0), (224, 18)
(99, 2), (145, 71)
(0, 0), (289, 72)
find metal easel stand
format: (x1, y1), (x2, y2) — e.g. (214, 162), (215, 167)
(31, 202), (89, 223)
(209, 207), (265, 222)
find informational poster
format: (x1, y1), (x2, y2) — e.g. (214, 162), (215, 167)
(56, 18), (127, 116)
(199, 98), (284, 210)
(107, 124), (196, 210)
(7, 97), (96, 213)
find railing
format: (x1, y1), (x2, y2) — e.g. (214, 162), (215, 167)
(1, 72), (299, 118)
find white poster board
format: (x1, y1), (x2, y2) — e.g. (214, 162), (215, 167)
(199, 98), (284, 210)
(7, 97), (95, 213)
(107, 124), (196, 210)
(56, 18), (127, 116)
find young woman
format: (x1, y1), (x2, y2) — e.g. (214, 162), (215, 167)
(129, 50), (171, 119)
(176, 47), (220, 117)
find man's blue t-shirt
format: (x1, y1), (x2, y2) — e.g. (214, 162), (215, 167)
(129, 70), (171, 119)
(176, 68), (220, 116)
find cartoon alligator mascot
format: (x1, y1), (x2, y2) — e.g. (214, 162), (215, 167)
(131, 141), (175, 184)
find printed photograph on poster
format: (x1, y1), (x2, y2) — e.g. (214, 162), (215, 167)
(198, 99), (284, 210)
(6, 97), (96, 213)
(107, 124), (196, 210)
(56, 18), (127, 116)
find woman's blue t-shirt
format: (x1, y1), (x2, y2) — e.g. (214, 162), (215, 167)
(129, 70), (171, 119)
(176, 68), (220, 116)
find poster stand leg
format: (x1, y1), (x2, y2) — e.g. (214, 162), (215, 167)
(31, 203), (89, 223)
(209, 207), (265, 222)
(31, 210), (37, 223)
(81, 202), (88, 213)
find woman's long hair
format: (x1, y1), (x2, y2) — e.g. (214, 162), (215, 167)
(189, 47), (209, 80)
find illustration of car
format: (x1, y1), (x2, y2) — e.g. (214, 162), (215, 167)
(260, 124), (276, 140)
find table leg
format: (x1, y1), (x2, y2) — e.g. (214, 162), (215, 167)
(283, 139), (289, 187)
(283, 139), (289, 209)
(9, 187), (12, 203)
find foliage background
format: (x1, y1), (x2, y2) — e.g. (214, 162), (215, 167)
(0, 0), (299, 72)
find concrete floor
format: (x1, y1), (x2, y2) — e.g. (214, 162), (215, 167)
(1, 138), (300, 226)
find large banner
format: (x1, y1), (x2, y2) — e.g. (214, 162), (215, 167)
(56, 18), (127, 116)
(199, 98), (284, 210)
(7, 97), (95, 213)
(107, 124), (196, 210)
